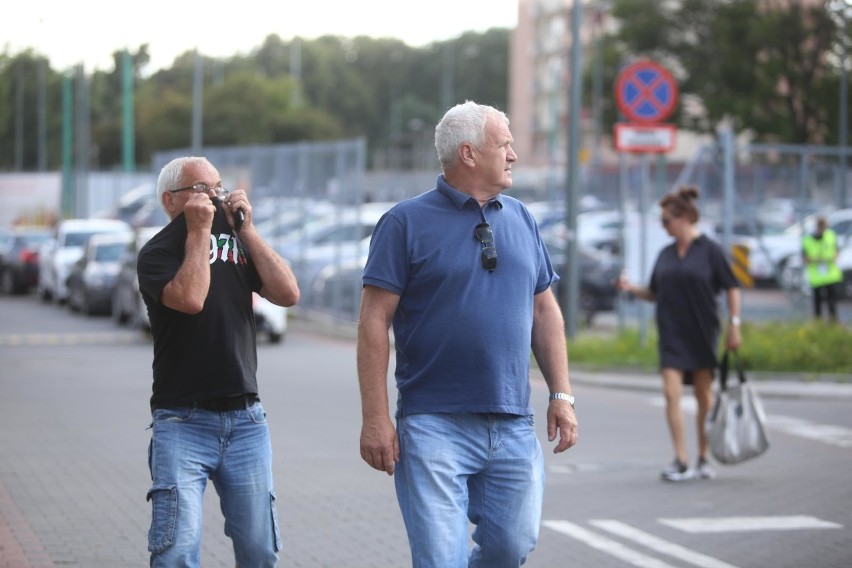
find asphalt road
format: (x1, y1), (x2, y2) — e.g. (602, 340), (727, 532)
(0, 293), (850, 567)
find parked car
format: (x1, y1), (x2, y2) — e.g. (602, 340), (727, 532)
(112, 225), (289, 341)
(275, 203), (393, 303)
(311, 238), (622, 327)
(739, 208), (852, 288)
(112, 226), (164, 331)
(544, 239), (623, 325)
(0, 226), (53, 294)
(837, 244), (852, 300)
(310, 257), (368, 320)
(253, 292), (287, 343)
(37, 218), (133, 303)
(66, 232), (134, 315)
(755, 197), (825, 229)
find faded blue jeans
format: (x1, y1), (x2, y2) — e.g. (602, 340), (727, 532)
(147, 402), (281, 567)
(395, 413), (545, 568)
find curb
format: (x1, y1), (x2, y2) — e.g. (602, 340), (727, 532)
(289, 313), (852, 401)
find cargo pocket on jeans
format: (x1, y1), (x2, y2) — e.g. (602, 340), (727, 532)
(147, 484), (177, 554)
(271, 491), (283, 552)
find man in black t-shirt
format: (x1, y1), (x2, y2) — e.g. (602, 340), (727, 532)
(138, 156), (299, 567)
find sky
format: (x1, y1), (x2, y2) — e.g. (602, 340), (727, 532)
(1, 0), (519, 73)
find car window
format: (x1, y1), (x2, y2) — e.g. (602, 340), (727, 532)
(65, 231), (98, 247)
(94, 243), (129, 262)
(833, 220), (852, 238)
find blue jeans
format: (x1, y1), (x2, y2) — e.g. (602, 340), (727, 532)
(395, 413), (545, 568)
(147, 402), (281, 567)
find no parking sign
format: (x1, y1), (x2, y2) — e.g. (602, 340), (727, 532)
(614, 60), (679, 153)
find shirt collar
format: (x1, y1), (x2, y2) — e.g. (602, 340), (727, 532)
(436, 174), (504, 211)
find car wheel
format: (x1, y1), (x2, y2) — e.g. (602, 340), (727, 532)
(40, 284), (52, 302)
(268, 331), (284, 344)
(112, 294), (128, 324)
(81, 292), (92, 316)
(778, 256), (802, 292)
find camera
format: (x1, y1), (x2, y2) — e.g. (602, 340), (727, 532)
(211, 189), (244, 233)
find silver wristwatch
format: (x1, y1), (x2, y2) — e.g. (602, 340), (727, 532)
(549, 392), (575, 407)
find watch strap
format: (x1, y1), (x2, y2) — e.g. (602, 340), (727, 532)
(549, 392), (575, 407)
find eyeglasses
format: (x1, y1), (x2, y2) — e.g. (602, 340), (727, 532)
(474, 222), (497, 272)
(168, 182), (223, 194)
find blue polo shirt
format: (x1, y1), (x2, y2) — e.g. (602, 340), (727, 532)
(363, 175), (558, 417)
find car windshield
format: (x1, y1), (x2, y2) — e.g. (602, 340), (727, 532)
(66, 231), (102, 247)
(19, 233), (52, 247)
(94, 243), (128, 262)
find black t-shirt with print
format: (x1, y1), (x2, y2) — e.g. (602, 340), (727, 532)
(138, 207), (262, 411)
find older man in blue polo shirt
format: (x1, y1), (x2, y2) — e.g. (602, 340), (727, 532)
(357, 100), (578, 568)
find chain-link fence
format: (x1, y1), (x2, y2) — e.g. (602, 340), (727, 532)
(51, 137), (852, 328)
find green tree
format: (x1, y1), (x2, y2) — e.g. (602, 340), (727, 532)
(0, 29), (510, 171)
(604, 0), (844, 144)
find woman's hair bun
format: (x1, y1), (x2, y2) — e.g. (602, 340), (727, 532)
(678, 185), (700, 201)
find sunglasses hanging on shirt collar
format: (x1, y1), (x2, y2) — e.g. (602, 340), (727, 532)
(474, 222), (497, 272)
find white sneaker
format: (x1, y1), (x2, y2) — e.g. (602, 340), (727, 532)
(694, 458), (716, 480)
(661, 459), (694, 482)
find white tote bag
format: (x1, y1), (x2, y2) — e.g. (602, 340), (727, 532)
(706, 351), (770, 465)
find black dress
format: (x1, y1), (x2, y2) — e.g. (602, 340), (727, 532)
(649, 234), (739, 378)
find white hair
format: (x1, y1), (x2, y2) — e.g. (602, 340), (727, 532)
(156, 156), (212, 217)
(434, 100), (509, 171)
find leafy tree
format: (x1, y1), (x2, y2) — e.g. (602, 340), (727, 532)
(0, 29), (510, 172)
(603, 0), (844, 144)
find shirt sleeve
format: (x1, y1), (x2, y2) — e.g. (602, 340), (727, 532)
(709, 239), (739, 291)
(137, 245), (181, 305)
(362, 212), (408, 295)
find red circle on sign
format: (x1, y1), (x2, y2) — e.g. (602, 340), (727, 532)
(614, 60), (679, 124)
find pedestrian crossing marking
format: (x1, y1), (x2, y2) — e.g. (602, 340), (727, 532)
(648, 398), (852, 449)
(591, 520), (739, 568)
(543, 520), (684, 568)
(545, 516), (843, 567)
(659, 515), (843, 533)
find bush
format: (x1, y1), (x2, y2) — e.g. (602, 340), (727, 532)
(566, 321), (852, 376)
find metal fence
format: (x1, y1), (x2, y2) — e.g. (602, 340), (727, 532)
(43, 136), (852, 327)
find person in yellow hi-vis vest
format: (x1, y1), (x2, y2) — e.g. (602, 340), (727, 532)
(802, 216), (843, 322)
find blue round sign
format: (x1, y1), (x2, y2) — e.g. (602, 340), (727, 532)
(615, 60), (679, 123)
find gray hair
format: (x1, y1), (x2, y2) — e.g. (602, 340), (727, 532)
(434, 101), (509, 171)
(156, 156), (212, 217)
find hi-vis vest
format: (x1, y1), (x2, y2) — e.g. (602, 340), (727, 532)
(802, 229), (843, 287)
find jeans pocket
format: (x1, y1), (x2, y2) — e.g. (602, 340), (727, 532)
(248, 402), (268, 424)
(270, 491), (283, 552)
(146, 484), (177, 554)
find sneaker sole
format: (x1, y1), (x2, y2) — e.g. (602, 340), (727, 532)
(661, 470), (696, 482)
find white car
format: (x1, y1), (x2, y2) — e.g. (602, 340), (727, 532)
(253, 292), (287, 344)
(37, 218), (133, 303)
(836, 244), (852, 299)
(739, 208), (852, 287)
(112, 226), (164, 331)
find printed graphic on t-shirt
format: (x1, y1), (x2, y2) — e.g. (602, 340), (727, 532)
(210, 233), (247, 266)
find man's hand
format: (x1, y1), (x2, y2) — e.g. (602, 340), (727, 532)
(222, 188), (251, 231)
(547, 400), (578, 454)
(184, 193), (215, 234)
(360, 416), (399, 475)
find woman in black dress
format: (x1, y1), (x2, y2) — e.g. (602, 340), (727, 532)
(616, 186), (742, 481)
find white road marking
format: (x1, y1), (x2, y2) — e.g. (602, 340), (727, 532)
(648, 397), (852, 449)
(542, 520), (681, 568)
(659, 515), (844, 533)
(591, 520), (739, 568)
(767, 416), (852, 448)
